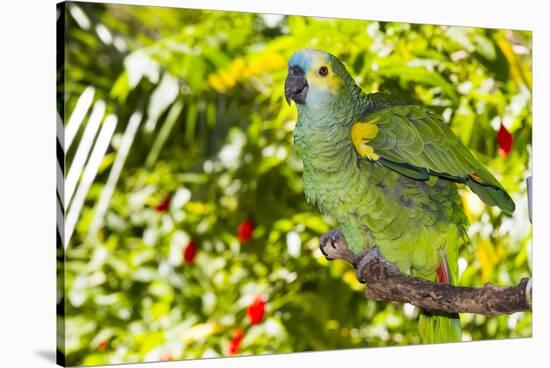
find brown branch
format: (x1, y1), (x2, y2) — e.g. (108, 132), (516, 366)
(320, 229), (532, 316)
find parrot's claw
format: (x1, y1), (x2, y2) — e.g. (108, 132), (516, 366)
(355, 247), (399, 283)
(319, 228), (355, 263)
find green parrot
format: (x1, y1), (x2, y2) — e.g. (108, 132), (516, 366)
(284, 48), (515, 344)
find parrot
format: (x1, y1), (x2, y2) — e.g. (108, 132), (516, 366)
(284, 48), (515, 344)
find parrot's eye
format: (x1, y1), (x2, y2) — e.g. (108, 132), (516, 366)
(318, 66), (329, 77)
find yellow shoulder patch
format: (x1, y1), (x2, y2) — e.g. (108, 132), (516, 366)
(351, 118), (380, 160)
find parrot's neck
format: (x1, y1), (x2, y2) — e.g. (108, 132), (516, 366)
(294, 111), (356, 174)
(293, 107), (370, 212)
(293, 86), (367, 173)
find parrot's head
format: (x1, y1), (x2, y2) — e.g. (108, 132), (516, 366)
(285, 48), (358, 116)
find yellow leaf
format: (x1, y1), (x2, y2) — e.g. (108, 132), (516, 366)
(343, 270), (363, 291)
(476, 239), (499, 282)
(208, 74), (226, 92)
(496, 32), (532, 89)
(180, 322), (219, 344)
(184, 201), (210, 215)
(151, 302), (170, 321)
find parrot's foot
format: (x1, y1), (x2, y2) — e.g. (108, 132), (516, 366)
(319, 228), (355, 263)
(355, 247), (400, 284)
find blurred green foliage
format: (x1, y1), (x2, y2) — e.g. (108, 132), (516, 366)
(60, 3), (532, 366)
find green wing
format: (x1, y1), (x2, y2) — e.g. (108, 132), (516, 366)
(357, 104), (515, 214)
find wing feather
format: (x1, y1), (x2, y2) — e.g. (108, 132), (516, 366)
(353, 104), (515, 213)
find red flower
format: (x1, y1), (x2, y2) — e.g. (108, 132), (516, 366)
(497, 123), (513, 157)
(97, 340), (108, 351)
(160, 352), (172, 361)
(155, 194), (172, 213)
(183, 239), (197, 264)
(228, 328), (245, 355)
(246, 295), (266, 325)
(237, 219), (254, 244)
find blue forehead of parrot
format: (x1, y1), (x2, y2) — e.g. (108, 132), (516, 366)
(288, 49), (331, 71)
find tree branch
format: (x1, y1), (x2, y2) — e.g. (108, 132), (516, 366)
(320, 229), (532, 316)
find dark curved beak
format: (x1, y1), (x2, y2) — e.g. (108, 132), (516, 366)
(284, 65), (308, 105)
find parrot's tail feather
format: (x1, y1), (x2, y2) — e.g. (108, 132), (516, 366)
(418, 311), (462, 344)
(435, 263), (449, 284)
(436, 250), (452, 284)
(418, 253), (461, 343)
